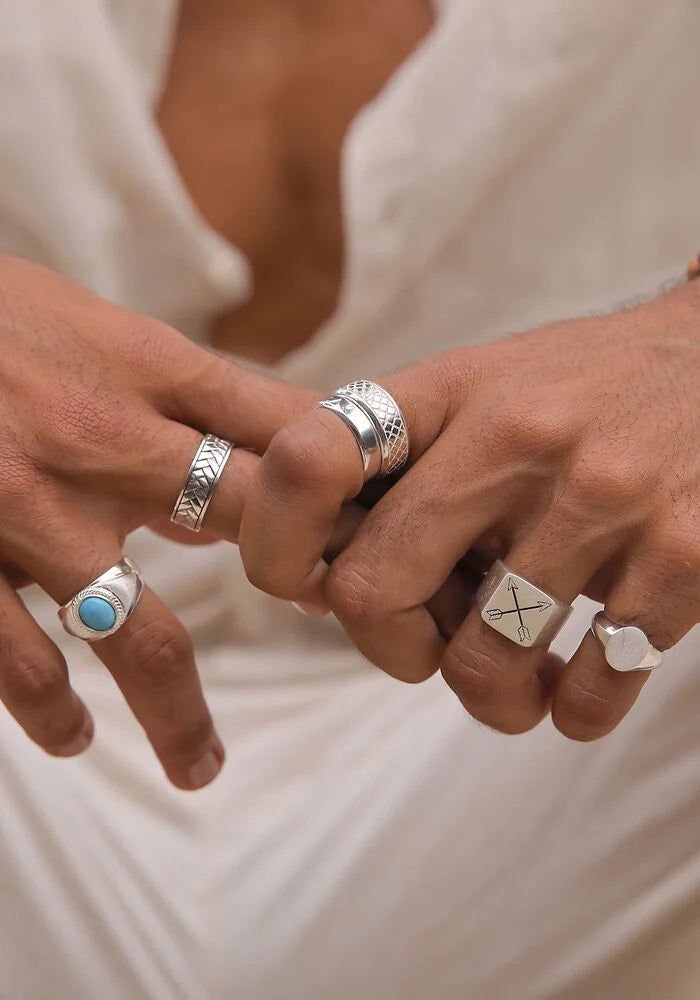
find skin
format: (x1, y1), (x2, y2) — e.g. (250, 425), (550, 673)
(4, 3), (694, 781)
(0, 1), (432, 787)
(0, 253), (470, 788)
(0, 254), (316, 787)
(158, 0), (432, 362)
(240, 280), (700, 740)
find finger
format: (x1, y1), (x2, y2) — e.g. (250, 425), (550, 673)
(134, 419), (362, 549)
(330, 422), (526, 607)
(322, 419), (550, 679)
(425, 564), (482, 640)
(553, 526), (700, 740)
(441, 500), (628, 733)
(286, 501), (370, 615)
(12, 520), (223, 790)
(313, 497), (481, 637)
(138, 421), (261, 544)
(0, 574), (93, 756)
(239, 365), (450, 605)
(156, 341), (320, 452)
(324, 503), (369, 562)
(94, 587), (225, 790)
(240, 406), (368, 605)
(105, 416), (260, 544)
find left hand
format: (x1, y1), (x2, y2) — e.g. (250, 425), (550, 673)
(239, 280), (700, 740)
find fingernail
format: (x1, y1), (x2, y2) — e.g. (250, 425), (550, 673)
(55, 715), (94, 757)
(292, 601), (330, 616)
(188, 748), (223, 790)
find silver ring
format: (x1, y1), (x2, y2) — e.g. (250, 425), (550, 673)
(476, 560), (573, 648)
(59, 557), (144, 641)
(315, 380), (409, 480)
(591, 611), (664, 672)
(171, 434), (233, 532)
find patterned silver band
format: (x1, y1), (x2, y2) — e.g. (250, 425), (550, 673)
(591, 611), (664, 672)
(59, 557), (144, 641)
(477, 560), (573, 649)
(316, 380), (409, 479)
(171, 434), (233, 532)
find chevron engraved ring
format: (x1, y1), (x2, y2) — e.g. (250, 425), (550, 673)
(59, 557), (144, 641)
(315, 380), (409, 480)
(171, 434), (233, 532)
(476, 561), (573, 649)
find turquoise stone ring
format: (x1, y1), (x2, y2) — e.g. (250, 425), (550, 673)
(59, 557), (144, 641)
(78, 596), (117, 632)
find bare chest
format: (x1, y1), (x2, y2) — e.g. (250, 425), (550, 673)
(157, 0), (431, 363)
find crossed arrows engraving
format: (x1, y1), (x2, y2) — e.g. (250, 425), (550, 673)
(486, 578), (552, 644)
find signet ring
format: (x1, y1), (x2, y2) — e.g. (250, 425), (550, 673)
(476, 561), (573, 648)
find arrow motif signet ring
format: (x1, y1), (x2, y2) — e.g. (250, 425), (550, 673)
(476, 561), (573, 648)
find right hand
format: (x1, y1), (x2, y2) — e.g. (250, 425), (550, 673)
(0, 254), (314, 788)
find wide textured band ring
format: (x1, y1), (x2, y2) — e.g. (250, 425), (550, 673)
(315, 380), (409, 480)
(591, 611), (664, 672)
(476, 560), (574, 648)
(59, 557), (144, 641)
(171, 433), (233, 532)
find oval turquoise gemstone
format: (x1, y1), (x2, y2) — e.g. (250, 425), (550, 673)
(78, 596), (116, 632)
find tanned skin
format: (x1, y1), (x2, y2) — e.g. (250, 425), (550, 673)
(158, 0), (433, 363)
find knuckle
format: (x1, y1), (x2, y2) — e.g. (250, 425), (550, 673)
(566, 459), (649, 518)
(4, 650), (65, 708)
(241, 555), (304, 602)
(434, 346), (489, 397)
(441, 641), (506, 707)
(326, 558), (383, 625)
(488, 398), (573, 464)
(117, 317), (173, 378)
(50, 386), (128, 455)
(648, 525), (700, 586)
(554, 672), (618, 740)
(159, 343), (230, 414)
(488, 404), (530, 454)
(603, 595), (678, 653)
(127, 618), (192, 683)
(241, 558), (286, 599)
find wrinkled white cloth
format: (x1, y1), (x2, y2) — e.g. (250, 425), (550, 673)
(0, 1), (699, 998)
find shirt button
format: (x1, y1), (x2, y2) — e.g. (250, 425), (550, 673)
(207, 248), (243, 295)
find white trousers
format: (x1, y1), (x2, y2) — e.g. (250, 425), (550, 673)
(1, 600), (699, 1000)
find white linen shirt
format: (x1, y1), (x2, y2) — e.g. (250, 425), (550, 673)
(0, 2), (699, 998)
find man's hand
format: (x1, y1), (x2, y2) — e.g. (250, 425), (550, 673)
(0, 255), (314, 786)
(240, 280), (700, 740)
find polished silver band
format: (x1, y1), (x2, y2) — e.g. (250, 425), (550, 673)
(171, 434), (233, 532)
(316, 380), (409, 480)
(591, 611), (664, 672)
(477, 560), (573, 648)
(59, 557), (144, 641)
(316, 396), (383, 478)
